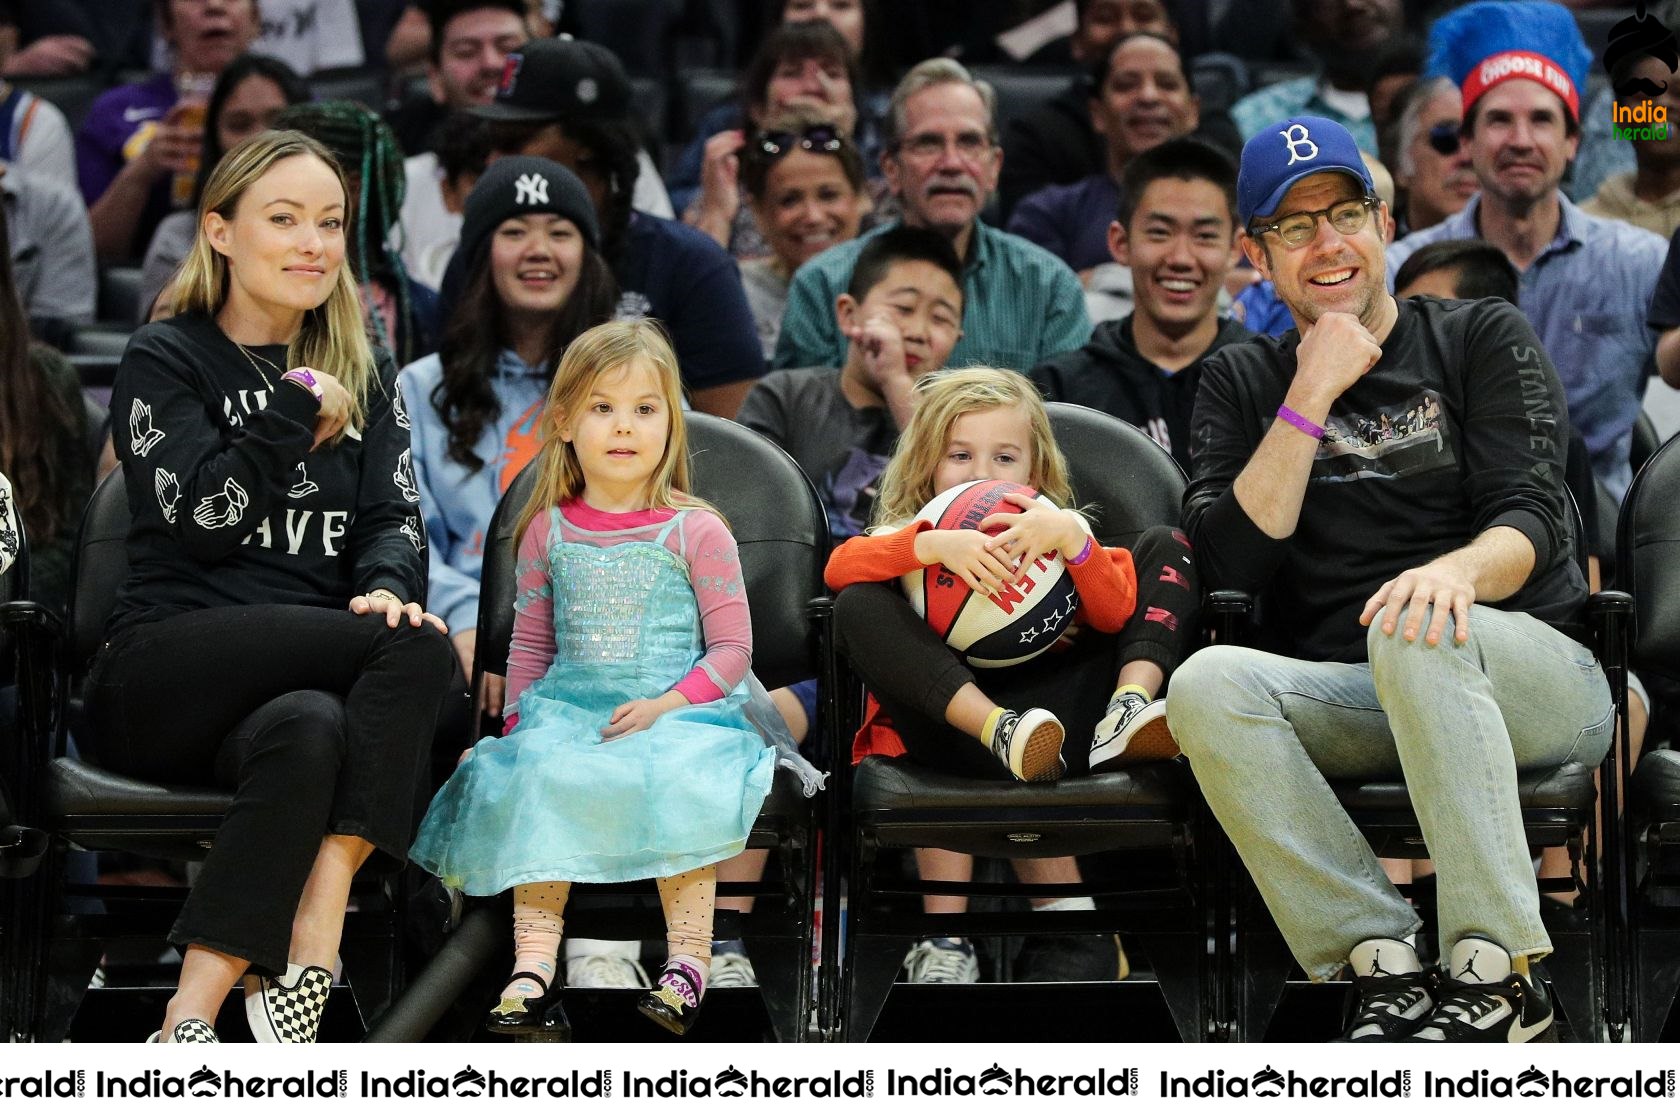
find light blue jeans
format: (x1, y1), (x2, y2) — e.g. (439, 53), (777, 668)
(1167, 604), (1614, 980)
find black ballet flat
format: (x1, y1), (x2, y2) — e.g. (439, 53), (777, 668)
(636, 960), (705, 1037)
(485, 971), (571, 1038)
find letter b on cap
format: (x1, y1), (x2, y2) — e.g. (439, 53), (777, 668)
(1280, 123), (1318, 165)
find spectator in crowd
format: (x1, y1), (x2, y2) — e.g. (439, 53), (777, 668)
(0, 201), (91, 614)
(999, 0), (1229, 219)
(1234, 150), (1394, 337)
(1228, 0), (1406, 153)
(399, 156), (614, 723)
(0, 469), (13, 577)
(1582, 48), (1680, 237)
(249, 0), (365, 76)
(776, 59), (1092, 374)
(98, 130), (453, 1044)
(277, 100), (440, 367)
(1644, 219), (1680, 389)
(140, 53), (312, 320)
(1007, 32), (1201, 274)
(1, 0), (152, 77)
(386, 2), (672, 215)
(1, 159), (95, 336)
(736, 107), (871, 360)
(1030, 138), (1250, 472)
(0, 0), (75, 183)
(1389, 1), (1667, 503)
(77, 0), (261, 261)
(386, 0), (525, 157)
(463, 37), (765, 417)
(1390, 76), (1477, 238)
(679, 20), (873, 260)
(398, 110), (489, 289)
(1170, 115), (1610, 1044)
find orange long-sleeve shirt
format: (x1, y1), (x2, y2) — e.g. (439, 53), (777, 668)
(825, 520), (1138, 762)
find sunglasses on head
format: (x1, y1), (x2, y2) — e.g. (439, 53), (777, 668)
(755, 124), (844, 158)
(1427, 121), (1464, 156)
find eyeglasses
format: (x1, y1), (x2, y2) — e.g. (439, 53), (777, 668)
(896, 130), (994, 160)
(1427, 121), (1465, 156)
(1248, 196), (1379, 248)
(755, 124), (844, 159)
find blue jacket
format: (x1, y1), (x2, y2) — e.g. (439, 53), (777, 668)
(399, 350), (551, 635)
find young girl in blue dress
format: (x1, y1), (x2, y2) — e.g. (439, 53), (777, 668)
(410, 318), (777, 1037)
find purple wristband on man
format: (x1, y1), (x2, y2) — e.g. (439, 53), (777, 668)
(1276, 404), (1327, 441)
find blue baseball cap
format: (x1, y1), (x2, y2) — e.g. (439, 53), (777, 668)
(1237, 116), (1375, 227)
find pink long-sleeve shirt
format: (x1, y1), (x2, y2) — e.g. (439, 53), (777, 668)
(504, 498), (753, 726)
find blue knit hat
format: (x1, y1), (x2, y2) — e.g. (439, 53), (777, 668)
(1425, 1), (1591, 120)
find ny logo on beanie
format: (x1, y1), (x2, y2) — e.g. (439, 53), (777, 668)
(515, 173), (550, 207)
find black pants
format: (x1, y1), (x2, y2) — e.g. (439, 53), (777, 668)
(835, 525), (1199, 780)
(88, 605), (455, 975)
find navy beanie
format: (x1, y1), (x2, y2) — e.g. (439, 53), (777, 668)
(456, 156), (601, 273)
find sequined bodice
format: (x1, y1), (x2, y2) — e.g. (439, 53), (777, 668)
(539, 509), (704, 704)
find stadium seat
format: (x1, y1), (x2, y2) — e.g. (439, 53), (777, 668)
(967, 66), (1073, 143)
(1209, 494), (1633, 1041)
(1189, 52), (1252, 116)
(676, 68), (738, 147)
(1617, 430), (1680, 1040)
(9, 469), (415, 1041)
(822, 403), (1215, 1043)
(368, 412), (830, 1042)
(97, 267), (145, 331)
(10, 74), (110, 133)
(307, 66), (389, 111)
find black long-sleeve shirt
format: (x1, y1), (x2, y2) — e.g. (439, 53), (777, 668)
(1184, 296), (1587, 663)
(108, 311), (424, 635)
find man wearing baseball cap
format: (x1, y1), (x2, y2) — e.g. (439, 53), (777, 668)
(1166, 115), (1612, 1043)
(1388, 0), (1666, 503)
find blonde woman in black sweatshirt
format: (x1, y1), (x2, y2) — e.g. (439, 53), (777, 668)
(97, 130), (453, 1045)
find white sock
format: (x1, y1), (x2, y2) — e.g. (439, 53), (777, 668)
(1032, 896), (1096, 912)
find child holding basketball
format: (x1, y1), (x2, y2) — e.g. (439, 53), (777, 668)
(410, 319), (776, 1038)
(826, 366), (1198, 981)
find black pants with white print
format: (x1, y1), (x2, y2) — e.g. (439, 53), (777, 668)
(88, 605), (454, 976)
(835, 525), (1199, 779)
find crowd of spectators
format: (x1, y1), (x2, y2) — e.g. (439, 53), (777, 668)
(3, 0), (1679, 1020)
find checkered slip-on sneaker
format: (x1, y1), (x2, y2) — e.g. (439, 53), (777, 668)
(245, 963), (334, 1043)
(146, 1018), (219, 1043)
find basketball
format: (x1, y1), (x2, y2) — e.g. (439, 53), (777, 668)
(902, 480), (1082, 668)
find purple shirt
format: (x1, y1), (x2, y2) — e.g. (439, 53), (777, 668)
(1006, 174), (1119, 273)
(75, 73), (176, 252)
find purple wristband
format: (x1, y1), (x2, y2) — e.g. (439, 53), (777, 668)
(1069, 537), (1094, 565)
(1276, 405), (1327, 441)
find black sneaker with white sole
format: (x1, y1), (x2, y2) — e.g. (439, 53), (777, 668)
(1407, 936), (1557, 1043)
(1336, 937), (1435, 1041)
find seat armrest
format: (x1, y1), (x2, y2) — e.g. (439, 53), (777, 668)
(1205, 589), (1254, 644)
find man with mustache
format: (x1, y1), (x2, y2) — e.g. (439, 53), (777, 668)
(1388, 1), (1666, 503)
(774, 58), (1091, 375)
(1169, 115), (1611, 1044)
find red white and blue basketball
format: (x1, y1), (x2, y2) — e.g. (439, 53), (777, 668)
(902, 480), (1081, 668)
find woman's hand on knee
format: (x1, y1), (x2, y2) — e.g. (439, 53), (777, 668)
(350, 588), (448, 633)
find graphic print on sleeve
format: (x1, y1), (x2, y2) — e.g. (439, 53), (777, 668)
(288, 461), (319, 499)
(393, 448), (421, 503)
(192, 477), (250, 529)
(155, 468), (180, 523)
(130, 398), (165, 457)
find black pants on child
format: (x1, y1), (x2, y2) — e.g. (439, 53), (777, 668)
(87, 604), (455, 975)
(834, 525), (1198, 779)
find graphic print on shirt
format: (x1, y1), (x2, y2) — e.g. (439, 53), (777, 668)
(129, 398), (165, 457)
(391, 384), (411, 430)
(193, 478), (250, 529)
(824, 447), (891, 541)
(154, 468), (180, 523)
(1312, 390), (1454, 484)
(288, 460), (319, 499)
(400, 515), (423, 552)
(393, 448), (421, 503)
(221, 389), (272, 427)
(497, 399), (546, 495)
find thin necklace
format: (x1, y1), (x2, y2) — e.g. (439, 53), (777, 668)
(234, 341), (283, 392)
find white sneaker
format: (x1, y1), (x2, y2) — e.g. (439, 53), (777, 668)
(1089, 694), (1179, 772)
(565, 950), (650, 989)
(990, 708), (1065, 781)
(903, 937), (980, 983)
(708, 940), (757, 988)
